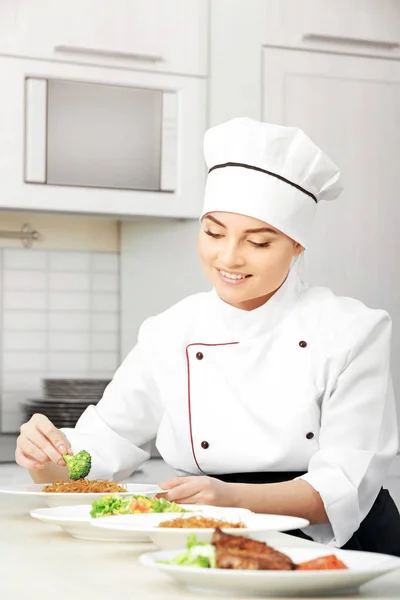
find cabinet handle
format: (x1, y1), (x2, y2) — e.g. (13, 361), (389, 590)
(302, 33), (400, 50)
(54, 45), (163, 63)
(0, 224), (40, 248)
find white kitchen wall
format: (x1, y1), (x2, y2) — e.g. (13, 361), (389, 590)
(0, 247), (120, 433)
(120, 218), (210, 359)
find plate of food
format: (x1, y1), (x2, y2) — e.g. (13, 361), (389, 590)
(92, 511), (309, 549)
(30, 495), (202, 541)
(1, 481), (162, 508)
(0, 450), (161, 507)
(89, 508), (291, 547)
(139, 529), (400, 596)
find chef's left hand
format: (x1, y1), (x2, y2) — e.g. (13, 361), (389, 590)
(158, 476), (237, 507)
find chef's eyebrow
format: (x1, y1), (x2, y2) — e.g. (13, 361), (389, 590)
(204, 215), (279, 235)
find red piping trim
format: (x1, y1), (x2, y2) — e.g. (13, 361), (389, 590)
(185, 342), (239, 473)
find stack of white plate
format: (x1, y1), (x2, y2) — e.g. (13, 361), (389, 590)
(43, 378), (110, 400)
(21, 378), (111, 429)
(22, 398), (96, 428)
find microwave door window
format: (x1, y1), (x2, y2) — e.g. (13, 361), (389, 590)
(46, 80), (162, 191)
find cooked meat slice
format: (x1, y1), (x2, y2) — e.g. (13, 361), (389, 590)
(212, 529), (277, 554)
(212, 528), (295, 571)
(215, 548), (294, 570)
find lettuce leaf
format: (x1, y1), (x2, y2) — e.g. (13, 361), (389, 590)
(150, 497), (191, 513)
(159, 535), (216, 568)
(90, 494), (131, 518)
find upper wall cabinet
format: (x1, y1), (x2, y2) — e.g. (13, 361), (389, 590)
(264, 0), (400, 58)
(0, 0), (208, 76)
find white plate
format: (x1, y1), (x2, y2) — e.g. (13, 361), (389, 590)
(29, 503), (218, 542)
(0, 482), (161, 507)
(146, 513), (309, 550)
(89, 509), (302, 549)
(30, 504), (153, 542)
(139, 546), (400, 597)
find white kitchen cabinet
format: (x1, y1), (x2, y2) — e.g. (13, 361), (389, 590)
(209, 0), (266, 125)
(0, 55), (206, 218)
(264, 0), (400, 59)
(0, 0), (208, 77)
(263, 46), (400, 430)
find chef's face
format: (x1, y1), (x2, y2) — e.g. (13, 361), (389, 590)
(198, 212), (303, 311)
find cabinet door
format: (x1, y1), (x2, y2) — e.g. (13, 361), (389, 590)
(0, 0), (208, 77)
(263, 47), (400, 428)
(264, 0), (400, 58)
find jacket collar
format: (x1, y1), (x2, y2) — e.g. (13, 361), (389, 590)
(210, 266), (304, 340)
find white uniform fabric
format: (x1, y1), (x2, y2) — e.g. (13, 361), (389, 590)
(201, 118), (343, 247)
(62, 268), (398, 548)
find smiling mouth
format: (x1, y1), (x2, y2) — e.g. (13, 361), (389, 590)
(216, 268), (253, 282)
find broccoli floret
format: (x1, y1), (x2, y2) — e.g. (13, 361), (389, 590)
(63, 450), (92, 481)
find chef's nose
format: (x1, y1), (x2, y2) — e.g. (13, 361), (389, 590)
(218, 239), (245, 267)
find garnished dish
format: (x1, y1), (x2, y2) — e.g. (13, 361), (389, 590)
(139, 528), (400, 596)
(90, 494), (192, 518)
(158, 516), (246, 529)
(89, 510), (308, 551)
(162, 529), (348, 570)
(42, 449), (127, 495)
(1, 475), (160, 510)
(42, 449), (123, 493)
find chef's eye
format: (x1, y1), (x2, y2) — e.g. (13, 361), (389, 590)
(205, 229), (223, 239)
(249, 241), (271, 248)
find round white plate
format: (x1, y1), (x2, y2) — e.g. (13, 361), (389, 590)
(144, 513), (308, 550)
(89, 509), (301, 549)
(29, 503), (222, 542)
(0, 482), (161, 508)
(139, 546), (400, 597)
(30, 504), (153, 542)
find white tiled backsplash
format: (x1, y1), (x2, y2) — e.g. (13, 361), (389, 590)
(0, 248), (120, 433)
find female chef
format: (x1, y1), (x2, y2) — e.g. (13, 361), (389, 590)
(16, 118), (400, 554)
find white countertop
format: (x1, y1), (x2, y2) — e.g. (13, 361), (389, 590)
(1, 460), (400, 600)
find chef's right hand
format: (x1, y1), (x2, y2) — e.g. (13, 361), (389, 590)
(16, 414), (73, 470)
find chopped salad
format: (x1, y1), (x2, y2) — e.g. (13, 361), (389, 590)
(90, 494), (191, 518)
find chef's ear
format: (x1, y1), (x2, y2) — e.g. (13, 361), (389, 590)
(293, 242), (304, 257)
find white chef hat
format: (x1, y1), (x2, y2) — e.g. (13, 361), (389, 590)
(201, 117), (343, 248)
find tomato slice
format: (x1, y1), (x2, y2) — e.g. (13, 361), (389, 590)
(129, 500), (150, 514)
(296, 555), (348, 570)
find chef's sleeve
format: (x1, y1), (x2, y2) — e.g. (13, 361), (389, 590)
(61, 319), (162, 480)
(299, 310), (398, 547)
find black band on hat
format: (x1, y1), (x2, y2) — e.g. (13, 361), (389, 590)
(208, 162), (317, 203)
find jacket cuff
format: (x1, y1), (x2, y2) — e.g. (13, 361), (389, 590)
(298, 469), (360, 547)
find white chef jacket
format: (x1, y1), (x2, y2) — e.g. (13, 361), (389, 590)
(62, 267), (398, 547)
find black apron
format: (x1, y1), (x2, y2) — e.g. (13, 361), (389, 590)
(210, 471), (400, 556)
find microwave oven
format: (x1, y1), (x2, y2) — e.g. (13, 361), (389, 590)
(25, 77), (178, 192)
(0, 56), (206, 218)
